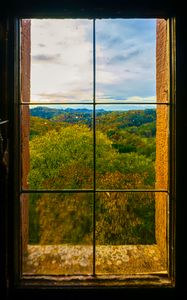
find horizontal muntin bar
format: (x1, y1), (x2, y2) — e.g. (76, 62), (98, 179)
(20, 102), (170, 106)
(21, 189), (94, 193)
(21, 189), (169, 193)
(20, 102), (93, 105)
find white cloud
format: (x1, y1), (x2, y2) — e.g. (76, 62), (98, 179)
(31, 19), (93, 101)
(30, 19), (156, 103)
(126, 96), (156, 102)
(95, 19), (156, 100)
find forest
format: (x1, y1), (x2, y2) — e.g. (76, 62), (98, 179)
(28, 106), (156, 246)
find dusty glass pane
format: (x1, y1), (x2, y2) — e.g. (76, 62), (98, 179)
(96, 19), (157, 104)
(96, 105), (157, 189)
(27, 19), (93, 103)
(95, 192), (167, 274)
(21, 105), (94, 190)
(96, 192), (155, 245)
(22, 193), (93, 275)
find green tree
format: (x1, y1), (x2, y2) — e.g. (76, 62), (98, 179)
(29, 124), (116, 189)
(28, 119), (155, 245)
(28, 124), (117, 244)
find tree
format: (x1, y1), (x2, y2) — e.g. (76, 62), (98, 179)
(29, 124), (116, 189)
(28, 124), (116, 244)
(28, 119), (155, 245)
(96, 172), (155, 244)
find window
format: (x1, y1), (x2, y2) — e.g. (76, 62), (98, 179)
(18, 17), (175, 286)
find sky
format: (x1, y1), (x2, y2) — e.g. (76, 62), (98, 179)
(30, 18), (156, 109)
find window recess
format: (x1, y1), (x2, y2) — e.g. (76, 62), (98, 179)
(17, 17), (176, 287)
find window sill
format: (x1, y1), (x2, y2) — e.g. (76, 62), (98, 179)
(21, 244), (169, 287)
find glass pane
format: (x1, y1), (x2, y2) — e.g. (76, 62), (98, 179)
(96, 19), (158, 104)
(96, 192), (167, 274)
(21, 193), (93, 275)
(21, 105), (94, 190)
(96, 105), (159, 189)
(24, 19), (93, 103)
(96, 192), (156, 245)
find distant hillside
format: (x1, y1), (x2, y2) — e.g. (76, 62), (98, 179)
(30, 107), (155, 123)
(30, 107), (156, 143)
(30, 106), (156, 131)
(30, 106), (105, 127)
(30, 106), (102, 119)
(96, 109), (156, 131)
(30, 106), (65, 119)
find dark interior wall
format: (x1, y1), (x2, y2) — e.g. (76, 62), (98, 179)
(0, 0), (177, 18)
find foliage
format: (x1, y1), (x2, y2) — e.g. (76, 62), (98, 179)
(96, 191), (155, 245)
(37, 193), (93, 245)
(28, 109), (156, 245)
(30, 116), (66, 139)
(29, 124), (115, 189)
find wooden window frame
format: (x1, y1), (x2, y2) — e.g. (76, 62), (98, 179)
(18, 16), (176, 286)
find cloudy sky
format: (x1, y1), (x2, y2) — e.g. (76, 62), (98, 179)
(31, 18), (156, 106)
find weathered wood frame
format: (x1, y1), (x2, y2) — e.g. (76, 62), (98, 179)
(18, 17), (176, 286)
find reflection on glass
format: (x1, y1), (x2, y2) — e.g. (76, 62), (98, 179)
(22, 193), (93, 275)
(29, 19), (93, 103)
(21, 105), (94, 190)
(96, 105), (157, 189)
(96, 19), (156, 103)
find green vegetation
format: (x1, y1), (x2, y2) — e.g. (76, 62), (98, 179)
(28, 107), (156, 245)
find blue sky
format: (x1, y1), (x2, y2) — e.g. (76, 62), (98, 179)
(31, 18), (156, 107)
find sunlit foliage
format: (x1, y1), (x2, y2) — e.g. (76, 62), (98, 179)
(28, 109), (156, 245)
